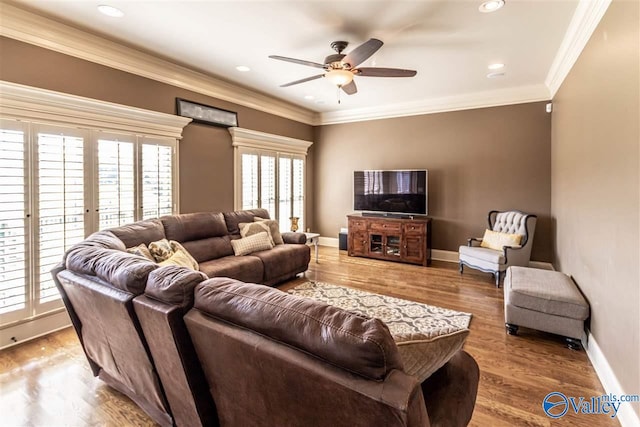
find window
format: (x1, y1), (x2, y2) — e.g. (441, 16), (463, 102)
(231, 128), (312, 233)
(0, 81), (190, 343)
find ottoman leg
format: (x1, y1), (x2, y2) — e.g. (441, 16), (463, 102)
(459, 263), (464, 274)
(494, 271), (500, 287)
(505, 323), (519, 335)
(566, 337), (582, 351)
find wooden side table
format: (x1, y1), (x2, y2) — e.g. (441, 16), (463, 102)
(304, 232), (320, 263)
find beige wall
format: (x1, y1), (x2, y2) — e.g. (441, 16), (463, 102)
(551, 0), (639, 418)
(314, 102), (553, 262)
(0, 37), (315, 225)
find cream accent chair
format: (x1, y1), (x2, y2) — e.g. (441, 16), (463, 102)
(459, 210), (537, 286)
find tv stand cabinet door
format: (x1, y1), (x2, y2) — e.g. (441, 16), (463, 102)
(348, 230), (368, 256)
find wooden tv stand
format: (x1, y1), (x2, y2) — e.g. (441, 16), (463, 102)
(347, 214), (431, 266)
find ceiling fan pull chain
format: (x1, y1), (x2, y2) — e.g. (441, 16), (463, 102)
(337, 86), (341, 104)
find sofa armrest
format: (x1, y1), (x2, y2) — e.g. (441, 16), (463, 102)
(421, 350), (480, 427)
(467, 237), (483, 247)
(282, 232), (306, 244)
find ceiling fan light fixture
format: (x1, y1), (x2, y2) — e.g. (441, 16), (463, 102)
(488, 63), (505, 70)
(325, 69), (354, 87)
(479, 0), (505, 13)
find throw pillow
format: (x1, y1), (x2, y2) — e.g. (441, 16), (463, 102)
(126, 243), (154, 261)
(480, 229), (522, 251)
(158, 248), (198, 270)
(239, 221), (274, 246)
(254, 217), (284, 245)
(148, 239), (199, 269)
(231, 231), (273, 256)
(149, 239), (174, 262)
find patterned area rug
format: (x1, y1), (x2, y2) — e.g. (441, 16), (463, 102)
(287, 281), (472, 340)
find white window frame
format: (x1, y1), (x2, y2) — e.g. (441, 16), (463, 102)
(0, 81), (191, 348)
(230, 127), (312, 230)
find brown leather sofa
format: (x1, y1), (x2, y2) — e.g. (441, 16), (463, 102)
(53, 209), (310, 426)
(182, 277), (480, 427)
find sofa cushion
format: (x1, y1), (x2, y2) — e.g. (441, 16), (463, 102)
(231, 232), (273, 256)
(110, 219), (166, 248)
(161, 212), (228, 242)
(145, 265), (208, 308)
(223, 209), (270, 235)
(159, 248), (199, 270)
(459, 245), (505, 264)
(198, 255), (264, 284)
(63, 230), (124, 263)
(254, 217), (284, 245)
(65, 246), (157, 295)
(251, 244), (310, 282)
(182, 236), (234, 263)
(193, 278), (404, 380)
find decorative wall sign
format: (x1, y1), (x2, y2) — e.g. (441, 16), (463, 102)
(176, 98), (238, 127)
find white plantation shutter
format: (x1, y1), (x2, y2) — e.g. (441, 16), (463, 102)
(35, 128), (86, 311)
(141, 141), (174, 219)
(241, 152), (259, 210)
(279, 156), (292, 232)
(292, 157), (304, 231)
(97, 137), (135, 229)
(260, 155), (276, 216)
(0, 122), (29, 323)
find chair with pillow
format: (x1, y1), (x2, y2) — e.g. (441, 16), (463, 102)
(459, 210), (537, 286)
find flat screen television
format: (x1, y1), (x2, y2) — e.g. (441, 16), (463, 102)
(353, 170), (428, 215)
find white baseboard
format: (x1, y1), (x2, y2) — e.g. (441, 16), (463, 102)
(0, 310), (71, 350)
(319, 238), (554, 270)
(319, 236), (339, 247)
(584, 329), (640, 427)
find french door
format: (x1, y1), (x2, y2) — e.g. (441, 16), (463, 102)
(0, 119), (177, 327)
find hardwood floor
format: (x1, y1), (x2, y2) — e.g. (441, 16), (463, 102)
(0, 247), (620, 426)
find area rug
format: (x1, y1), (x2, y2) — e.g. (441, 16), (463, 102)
(287, 281), (472, 380)
(287, 281), (472, 338)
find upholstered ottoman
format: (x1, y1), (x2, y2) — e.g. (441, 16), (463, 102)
(504, 266), (590, 350)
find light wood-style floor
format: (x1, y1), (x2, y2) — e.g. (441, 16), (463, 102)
(0, 247), (620, 427)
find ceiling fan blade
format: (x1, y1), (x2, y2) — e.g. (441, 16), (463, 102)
(357, 67), (417, 77)
(269, 55), (326, 69)
(341, 80), (357, 95)
(342, 38), (383, 68)
(280, 74), (324, 87)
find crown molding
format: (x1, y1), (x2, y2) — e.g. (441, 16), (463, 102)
(545, 0), (612, 98)
(319, 84), (551, 125)
(0, 80), (192, 139)
(229, 127), (313, 155)
(0, 3), (317, 126)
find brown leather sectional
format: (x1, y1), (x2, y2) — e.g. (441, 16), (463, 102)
(53, 209), (480, 427)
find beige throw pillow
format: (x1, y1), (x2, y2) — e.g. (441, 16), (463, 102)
(254, 217), (284, 245)
(148, 239), (199, 269)
(158, 248), (198, 270)
(239, 221), (274, 246)
(231, 232), (273, 256)
(480, 229), (522, 250)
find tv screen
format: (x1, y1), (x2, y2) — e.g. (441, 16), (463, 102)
(354, 170), (428, 215)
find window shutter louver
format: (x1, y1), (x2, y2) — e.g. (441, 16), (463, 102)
(36, 131), (85, 306)
(0, 126), (29, 320)
(241, 153), (259, 210)
(97, 138), (135, 229)
(142, 142), (174, 219)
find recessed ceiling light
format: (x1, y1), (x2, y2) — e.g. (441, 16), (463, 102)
(97, 5), (124, 18)
(304, 95), (315, 100)
(235, 65), (250, 72)
(487, 72), (505, 78)
(488, 63), (505, 70)
(479, 0), (505, 13)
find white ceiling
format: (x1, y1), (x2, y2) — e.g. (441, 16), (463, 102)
(13, 0), (579, 116)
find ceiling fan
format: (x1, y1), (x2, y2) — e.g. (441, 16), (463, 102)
(269, 38), (417, 98)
